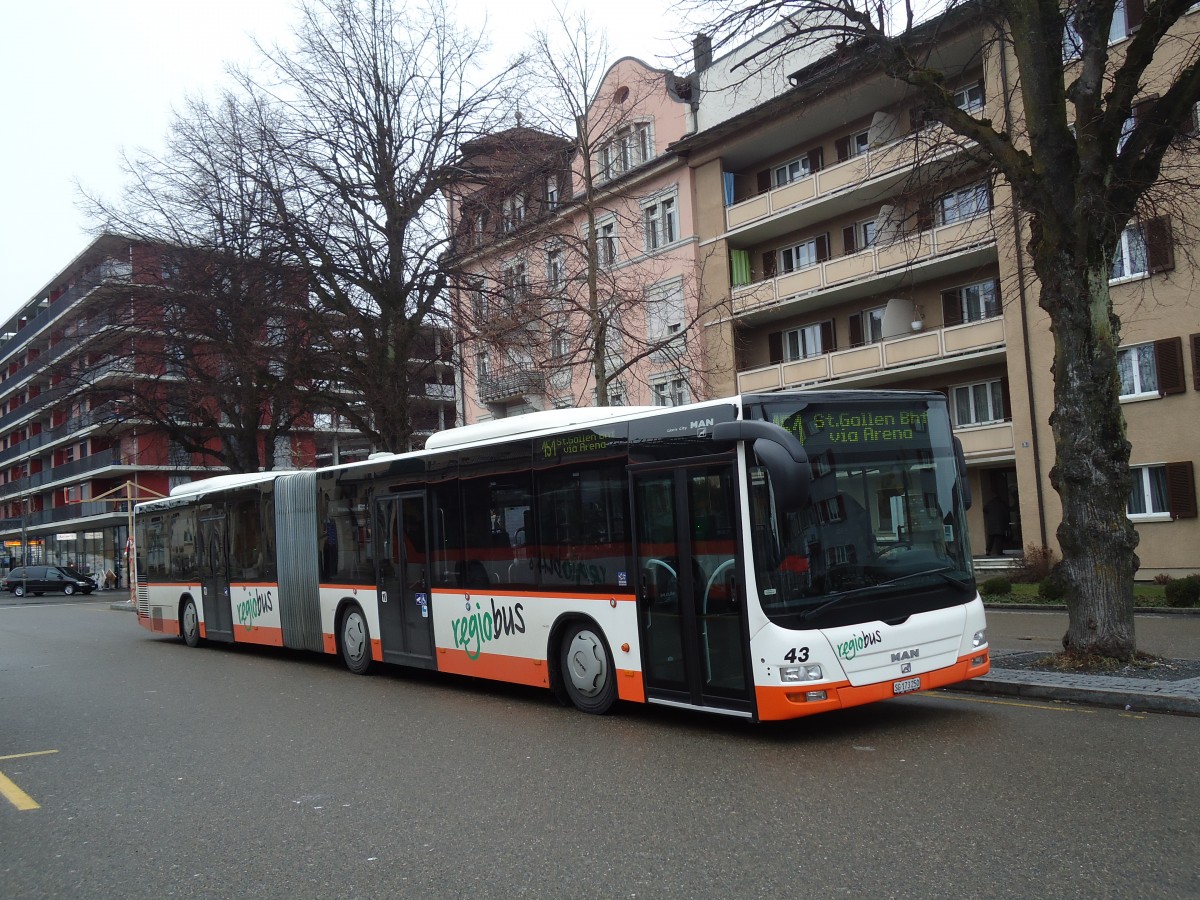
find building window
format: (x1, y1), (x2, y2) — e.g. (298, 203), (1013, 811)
(476, 351), (490, 379)
(545, 177), (559, 211)
(952, 378), (1006, 426)
(502, 193), (526, 233)
(784, 321), (832, 361)
(1117, 343), (1158, 398)
(859, 307), (885, 344)
(942, 279), (1001, 325)
(501, 262), (527, 308)
(597, 220), (617, 267)
(778, 235), (829, 273)
(936, 183), (991, 226)
(643, 196), (677, 251)
(953, 81), (984, 113)
(836, 130), (870, 161)
(599, 122), (652, 180)
(1111, 224), (1148, 280)
(651, 376), (688, 407)
(842, 219), (876, 254)
(774, 149), (822, 186)
(1128, 465), (1169, 517)
(546, 248), (564, 291)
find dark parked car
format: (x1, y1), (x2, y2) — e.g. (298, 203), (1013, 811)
(2, 565), (98, 597)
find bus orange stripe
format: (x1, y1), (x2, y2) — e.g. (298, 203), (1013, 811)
(437, 647), (550, 687)
(232, 624), (284, 646)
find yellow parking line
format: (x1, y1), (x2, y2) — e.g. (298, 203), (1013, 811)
(0, 750), (57, 811)
(0, 771), (41, 810)
(0, 750), (58, 762)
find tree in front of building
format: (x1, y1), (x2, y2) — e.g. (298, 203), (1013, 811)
(691, 0), (1200, 659)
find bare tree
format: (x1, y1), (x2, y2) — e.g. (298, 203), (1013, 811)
(81, 94), (322, 474)
(453, 9), (721, 410)
(689, 0), (1200, 659)
(241, 0), (516, 450)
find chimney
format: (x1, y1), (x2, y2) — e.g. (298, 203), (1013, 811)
(693, 33), (713, 72)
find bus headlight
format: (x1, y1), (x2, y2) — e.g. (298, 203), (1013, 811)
(780, 664), (823, 683)
(972, 629), (987, 649)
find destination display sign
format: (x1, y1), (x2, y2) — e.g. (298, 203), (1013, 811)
(768, 402), (937, 453)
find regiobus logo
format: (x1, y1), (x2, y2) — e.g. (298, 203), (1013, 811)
(836, 629), (882, 660)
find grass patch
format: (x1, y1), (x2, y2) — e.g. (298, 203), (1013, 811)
(983, 582), (1182, 607)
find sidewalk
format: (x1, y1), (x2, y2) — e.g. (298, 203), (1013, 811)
(945, 607), (1200, 716)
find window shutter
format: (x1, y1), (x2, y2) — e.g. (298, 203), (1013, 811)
(836, 136), (852, 162)
(1154, 336), (1186, 395)
(1191, 333), (1200, 391)
(1165, 461), (1197, 519)
(917, 202), (933, 232)
(820, 319), (836, 352)
(843, 225), (857, 255)
(762, 251), (777, 279)
(849, 314), (864, 347)
(1000, 377), (1012, 420)
(815, 233), (830, 262)
(757, 169), (771, 194)
(807, 147), (824, 174)
(942, 290), (964, 327)
(768, 331), (784, 365)
(1146, 217), (1175, 273)
(1125, 0), (1146, 34)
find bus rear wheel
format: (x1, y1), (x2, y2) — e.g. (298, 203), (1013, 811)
(339, 605), (372, 675)
(181, 598), (201, 648)
(560, 622), (617, 714)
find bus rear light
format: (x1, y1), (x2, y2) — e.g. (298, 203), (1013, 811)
(780, 664), (823, 683)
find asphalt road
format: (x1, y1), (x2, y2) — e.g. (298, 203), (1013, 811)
(1, 598), (1197, 899)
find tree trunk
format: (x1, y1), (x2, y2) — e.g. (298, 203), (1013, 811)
(1040, 259), (1139, 659)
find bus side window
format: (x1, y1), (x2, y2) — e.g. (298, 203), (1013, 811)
(430, 482), (463, 588)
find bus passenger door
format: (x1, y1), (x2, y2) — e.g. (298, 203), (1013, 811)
(374, 493), (435, 666)
(632, 461), (751, 715)
(197, 505), (233, 641)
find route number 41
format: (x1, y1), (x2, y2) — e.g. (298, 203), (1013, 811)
(783, 647), (810, 663)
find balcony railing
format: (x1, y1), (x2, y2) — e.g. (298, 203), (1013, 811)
(725, 123), (972, 234)
(479, 368), (545, 403)
(731, 213), (997, 317)
(737, 315), (1006, 393)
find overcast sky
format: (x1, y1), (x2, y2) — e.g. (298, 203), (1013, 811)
(0, 0), (688, 323)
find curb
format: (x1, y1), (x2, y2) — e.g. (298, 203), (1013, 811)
(943, 674), (1200, 717)
(110, 600), (135, 612)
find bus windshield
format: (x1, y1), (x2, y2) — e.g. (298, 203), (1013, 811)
(746, 396), (975, 629)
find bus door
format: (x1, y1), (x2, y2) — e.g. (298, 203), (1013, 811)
(631, 460), (752, 715)
(196, 505), (233, 641)
(374, 492), (435, 666)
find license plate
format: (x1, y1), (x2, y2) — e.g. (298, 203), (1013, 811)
(893, 677), (921, 695)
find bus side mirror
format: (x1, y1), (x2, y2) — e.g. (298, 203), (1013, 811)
(953, 436), (972, 510)
(712, 421), (811, 511)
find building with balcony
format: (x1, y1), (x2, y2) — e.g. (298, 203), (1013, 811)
(445, 58), (714, 419)
(671, 13), (1198, 572)
(0, 235), (378, 583)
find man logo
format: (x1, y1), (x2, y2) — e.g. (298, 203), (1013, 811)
(901, 662), (912, 674)
(891, 648), (920, 663)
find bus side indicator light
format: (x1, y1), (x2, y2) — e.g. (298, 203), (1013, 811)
(621, 643), (630, 653)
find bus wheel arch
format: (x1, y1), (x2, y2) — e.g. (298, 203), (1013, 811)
(550, 615), (617, 715)
(179, 594), (201, 647)
(336, 599), (372, 675)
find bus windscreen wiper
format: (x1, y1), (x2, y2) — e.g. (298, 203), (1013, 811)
(800, 567), (972, 623)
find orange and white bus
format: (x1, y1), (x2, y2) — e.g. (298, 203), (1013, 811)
(133, 391), (989, 721)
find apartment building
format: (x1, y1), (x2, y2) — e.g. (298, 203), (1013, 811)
(446, 58), (712, 417)
(674, 14), (1199, 573)
(0, 235), (381, 582)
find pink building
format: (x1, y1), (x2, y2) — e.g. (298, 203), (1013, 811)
(446, 57), (717, 421)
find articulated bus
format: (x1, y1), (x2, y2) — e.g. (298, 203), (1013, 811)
(133, 390), (989, 721)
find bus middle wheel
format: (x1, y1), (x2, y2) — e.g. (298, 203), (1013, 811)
(560, 622), (617, 715)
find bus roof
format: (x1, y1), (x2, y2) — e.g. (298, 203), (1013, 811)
(423, 405), (659, 450)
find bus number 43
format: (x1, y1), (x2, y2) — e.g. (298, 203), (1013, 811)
(784, 647), (809, 663)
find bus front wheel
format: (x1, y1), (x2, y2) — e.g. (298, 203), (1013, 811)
(339, 605), (372, 675)
(181, 598), (201, 648)
(560, 622), (617, 715)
